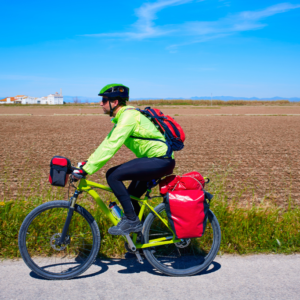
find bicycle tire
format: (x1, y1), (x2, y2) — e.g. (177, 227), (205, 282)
(18, 200), (101, 280)
(142, 203), (221, 276)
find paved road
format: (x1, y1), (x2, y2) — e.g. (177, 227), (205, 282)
(1, 255), (299, 300)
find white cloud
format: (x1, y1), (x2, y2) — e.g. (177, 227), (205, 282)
(238, 3), (300, 20)
(182, 3), (300, 35)
(84, 1), (300, 46)
(85, 0), (195, 39)
(168, 2), (300, 49)
(166, 33), (231, 50)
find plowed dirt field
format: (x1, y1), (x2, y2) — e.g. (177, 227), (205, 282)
(1, 106), (299, 207)
(1, 105), (300, 115)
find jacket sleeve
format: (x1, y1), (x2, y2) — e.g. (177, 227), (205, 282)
(83, 112), (137, 175)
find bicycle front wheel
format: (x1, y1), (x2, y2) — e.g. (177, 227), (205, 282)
(142, 203), (221, 276)
(18, 200), (101, 280)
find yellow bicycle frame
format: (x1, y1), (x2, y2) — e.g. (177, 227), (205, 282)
(77, 179), (181, 249)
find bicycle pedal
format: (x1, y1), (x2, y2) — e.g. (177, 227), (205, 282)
(135, 251), (144, 264)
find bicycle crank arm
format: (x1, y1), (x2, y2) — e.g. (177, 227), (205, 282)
(124, 234), (143, 264)
(125, 234), (136, 251)
(135, 252), (143, 264)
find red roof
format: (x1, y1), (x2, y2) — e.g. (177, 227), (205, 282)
(0, 97), (19, 102)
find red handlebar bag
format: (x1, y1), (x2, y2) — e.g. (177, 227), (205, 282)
(49, 156), (72, 187)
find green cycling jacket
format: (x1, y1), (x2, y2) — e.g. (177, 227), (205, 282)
(83, 106), (172, 175)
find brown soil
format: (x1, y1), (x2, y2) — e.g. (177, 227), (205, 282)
(162, 106), (300, 115)
(1, 110), (299, 207)
(1, 105), (300, 116)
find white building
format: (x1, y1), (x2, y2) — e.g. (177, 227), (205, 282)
(0, 90), (64, 105)
(0, 95), (25, 104)
(40, 92), (63, 105)
(20, 96), (37, 104)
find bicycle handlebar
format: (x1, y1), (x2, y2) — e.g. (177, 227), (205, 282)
(70, 166), (86, 180)
(71, 166), (80, 171)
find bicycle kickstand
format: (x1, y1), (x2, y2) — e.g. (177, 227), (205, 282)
(125, 234), (143, 264)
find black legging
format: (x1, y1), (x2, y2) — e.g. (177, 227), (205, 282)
(106, 157), (175, 220)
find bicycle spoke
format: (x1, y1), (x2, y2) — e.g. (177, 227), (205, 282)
(144, 204), (220, 276)
(23, 205), (96, 276)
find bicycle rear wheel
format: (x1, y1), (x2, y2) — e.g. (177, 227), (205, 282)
(142, 203), (221, 276)
(18, 200), (100, 280)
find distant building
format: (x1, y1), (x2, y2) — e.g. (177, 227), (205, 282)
(0, 96), (21, 104)
(20, 96), (37, 104)
(41, 92), (63, 105)
(0, 90), (63, 105)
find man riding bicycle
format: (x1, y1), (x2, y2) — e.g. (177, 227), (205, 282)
(72, 83), (175, 236)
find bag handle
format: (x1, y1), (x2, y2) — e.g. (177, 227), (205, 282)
(171, 175), (204, 192)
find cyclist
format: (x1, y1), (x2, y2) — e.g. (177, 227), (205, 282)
(72, 83), (175, 236)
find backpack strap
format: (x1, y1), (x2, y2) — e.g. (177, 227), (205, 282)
(129, 136), (172, 158)
(125, 107), (172, 158)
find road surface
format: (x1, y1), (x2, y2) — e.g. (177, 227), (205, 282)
(0, 255), (299, 300)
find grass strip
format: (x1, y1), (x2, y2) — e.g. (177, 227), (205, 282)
(1, 191), (299, 259)
(0, 114), (32, 116)
(212, 202), (300, 254)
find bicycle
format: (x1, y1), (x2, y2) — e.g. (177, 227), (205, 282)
(18, 165), (221, 280)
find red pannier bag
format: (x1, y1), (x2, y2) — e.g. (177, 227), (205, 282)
(161, 172), (209, 239)
(159, 175), (180, 194)
(49, 156), (72, 187)
(159, 171), (205, 194)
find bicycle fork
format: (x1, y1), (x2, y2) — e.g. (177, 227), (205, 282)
(58, 191), (81, 246)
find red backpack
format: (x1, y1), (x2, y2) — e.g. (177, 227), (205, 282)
(128, 107), (185, 157)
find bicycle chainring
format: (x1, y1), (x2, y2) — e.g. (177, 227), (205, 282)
(175, 239), (191, 248)
(124, 242), (136, 254)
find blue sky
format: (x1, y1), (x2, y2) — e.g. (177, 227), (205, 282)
(1, 0), (300, 98)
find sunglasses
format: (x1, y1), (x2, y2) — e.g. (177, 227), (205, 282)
(101, 97), (109, 104)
